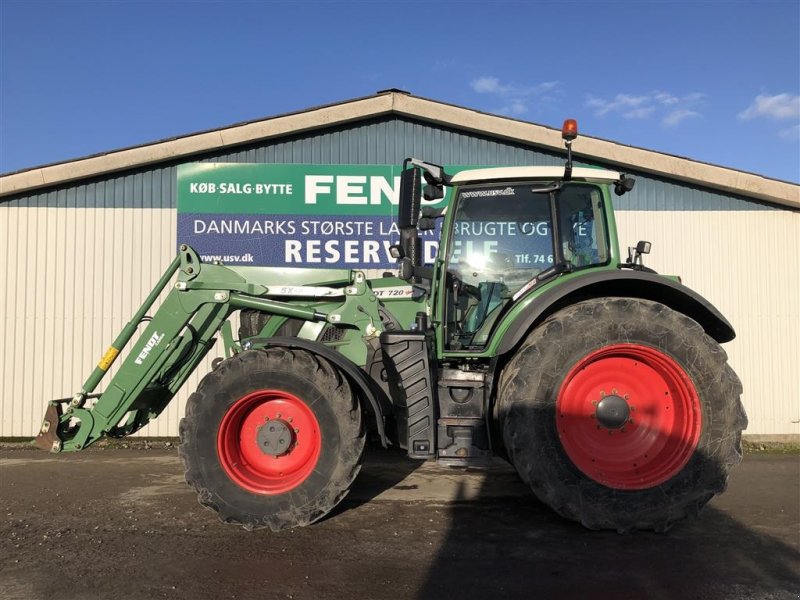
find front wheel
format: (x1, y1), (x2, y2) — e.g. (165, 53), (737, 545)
(497, 297), (746, 532)
(179, 348), (365, 531)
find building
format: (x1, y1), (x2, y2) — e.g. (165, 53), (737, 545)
(1, 90), (798, 440)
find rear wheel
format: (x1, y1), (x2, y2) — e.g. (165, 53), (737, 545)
(497, 297), (746, 532)
(179, 347), (365, 530)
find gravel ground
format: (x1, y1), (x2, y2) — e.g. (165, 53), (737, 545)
(1, 446), (798, 600)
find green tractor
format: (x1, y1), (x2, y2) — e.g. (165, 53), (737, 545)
(35, 120), (746, 533)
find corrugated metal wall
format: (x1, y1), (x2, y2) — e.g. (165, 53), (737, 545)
(615, 210), (800, 436)
(1, 116), (797, 437)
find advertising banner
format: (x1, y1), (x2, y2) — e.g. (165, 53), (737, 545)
(177, 163), (460, 269)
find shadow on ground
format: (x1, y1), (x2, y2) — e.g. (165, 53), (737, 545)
(416, 458), (800, 600)
(324, 444), (422, 520)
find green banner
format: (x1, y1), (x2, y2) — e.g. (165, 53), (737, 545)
(177, 163), (470, 268)
(177, 163), (459, 216)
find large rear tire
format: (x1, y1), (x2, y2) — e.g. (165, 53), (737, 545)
(179, 347), (365, 531)
(497, 297), (746, 532)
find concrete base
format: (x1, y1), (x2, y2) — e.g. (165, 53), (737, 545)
(742, 434), (800, 444)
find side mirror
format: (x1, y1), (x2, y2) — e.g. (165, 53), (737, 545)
(614, 176), (636, 196)
(418, 217), (437, 231)
(397, 257), (414, 281)
(398, 167), (422, 229)
(418, 206), (445, 231)
(423, 183), (444, 201)
(627, 240), (652, 266)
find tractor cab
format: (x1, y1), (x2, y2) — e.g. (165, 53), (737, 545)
(395, 120), (635, 352)
(441, 166), (618, 350)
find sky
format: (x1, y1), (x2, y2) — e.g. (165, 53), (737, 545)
(1, 1), (799, 183)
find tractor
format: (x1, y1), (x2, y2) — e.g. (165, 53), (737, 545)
(35, 120), (746, 533)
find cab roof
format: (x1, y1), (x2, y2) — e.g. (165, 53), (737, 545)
(450, 166), (621, 185)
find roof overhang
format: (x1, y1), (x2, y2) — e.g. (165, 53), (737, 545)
(451, 166), (621, 184)
(1, 91), (798, 209)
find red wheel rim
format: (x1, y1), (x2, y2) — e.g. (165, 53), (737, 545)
(556, 344), (701, 490)
(217, 390), (322, 494)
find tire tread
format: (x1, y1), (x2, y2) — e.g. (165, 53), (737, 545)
(179, 347), (365, 531)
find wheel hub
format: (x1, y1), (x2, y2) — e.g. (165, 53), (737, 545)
(556, 344), (702, 490)
(216, 390), (322, 495)
(257, 419), (293, 456)
(595, 395), (630, 430)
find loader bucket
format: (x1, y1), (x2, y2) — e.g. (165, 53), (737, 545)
(33, 404), (63, 452)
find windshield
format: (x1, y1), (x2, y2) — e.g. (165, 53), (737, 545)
(444, 182), (608, 350)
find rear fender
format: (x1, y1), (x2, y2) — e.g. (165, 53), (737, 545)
(496, 270), (735, 356)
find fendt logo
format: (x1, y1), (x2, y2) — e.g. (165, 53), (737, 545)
(134, 332), (165, 365)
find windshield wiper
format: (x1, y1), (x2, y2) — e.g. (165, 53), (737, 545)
(511, 261), (573, 301)
(530, 183), (562, 194)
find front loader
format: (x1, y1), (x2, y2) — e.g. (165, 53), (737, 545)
(35, 120), (746, 533)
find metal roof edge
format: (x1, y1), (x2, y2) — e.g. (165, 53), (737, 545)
(1, 91), (798, 209)
(392, 94), (800, 210)
(0, 93), (394, 198)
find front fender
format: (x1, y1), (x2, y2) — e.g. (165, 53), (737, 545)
(495, 270), (735, 356)
(247, 337), (390, 447)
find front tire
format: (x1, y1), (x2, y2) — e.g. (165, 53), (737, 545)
(179, 347), (365, 531)
(497, 297), (746, 532)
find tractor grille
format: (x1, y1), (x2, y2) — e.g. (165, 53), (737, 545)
(320, 326), (347, 342)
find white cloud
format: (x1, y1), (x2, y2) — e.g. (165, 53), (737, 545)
(625, 106), (656, 119)
(586, 94), (650, 116)
(778, 124), (800, 140)
(683, 93), (706, 103)
(532, 81), (559, 94)
(739, 93), (800, 121)
(654, 92), (679, 106)
(739, 94), (800, 142)
(586, 91), (705, 127)
(470, 76), (560, 116)
(471, 77), (512, 95)
(496, 100), (528, 116)
(663, 109), (700, 127)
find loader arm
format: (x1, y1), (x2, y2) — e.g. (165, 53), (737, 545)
(35, 246), (330, 453)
